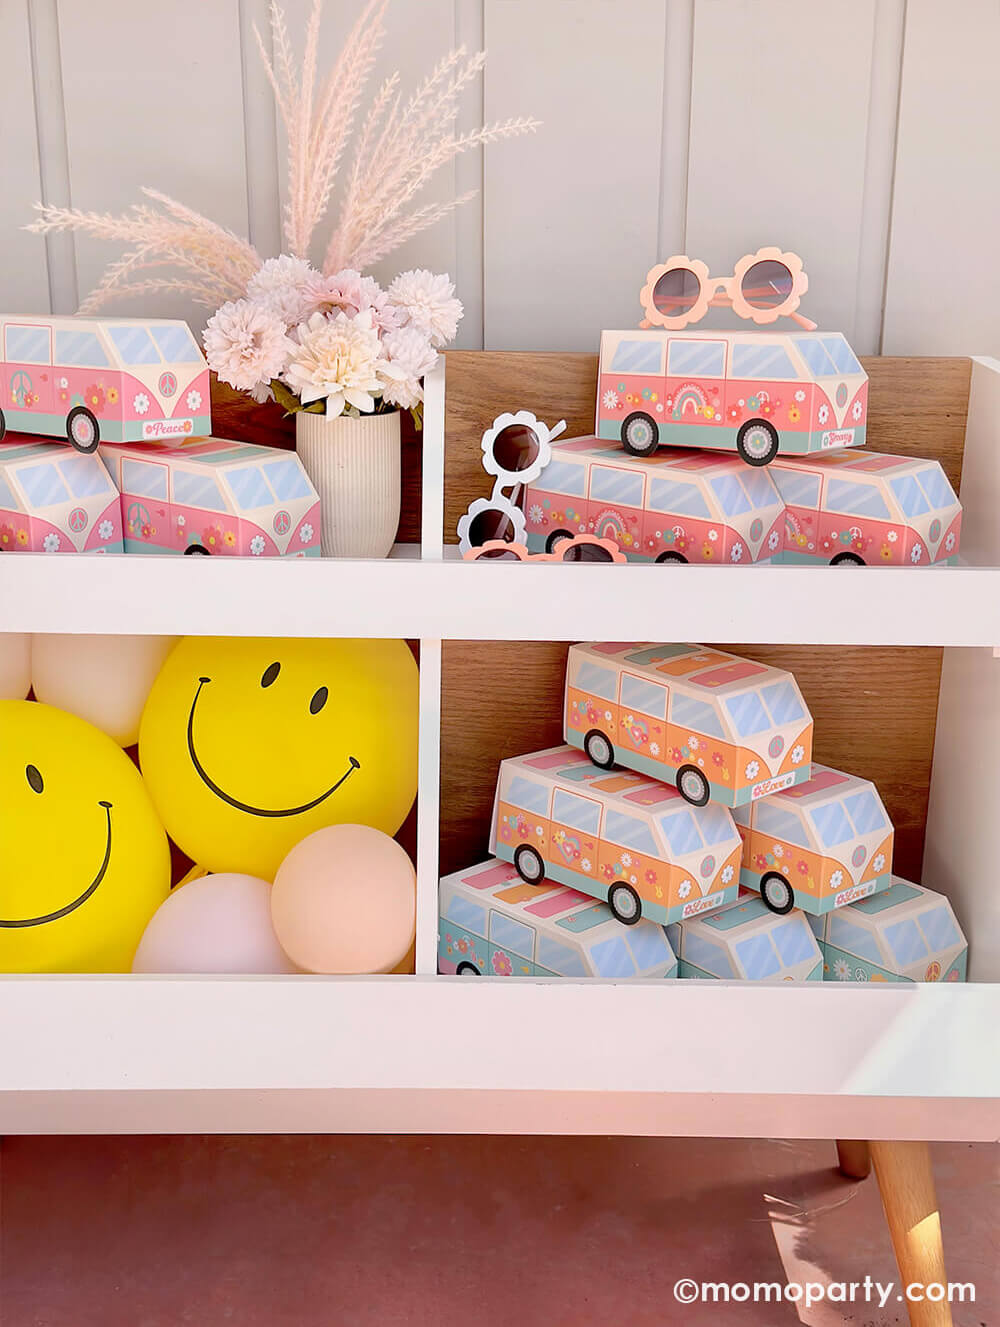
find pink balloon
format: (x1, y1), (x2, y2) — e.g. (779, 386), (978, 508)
(271, 824), (415, 974)
(132, 873), (298, 973)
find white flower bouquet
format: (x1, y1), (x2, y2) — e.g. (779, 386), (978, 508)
(204, 258), (461, 423)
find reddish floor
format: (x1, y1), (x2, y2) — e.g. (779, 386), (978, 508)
(0, 1136), (994, 1325)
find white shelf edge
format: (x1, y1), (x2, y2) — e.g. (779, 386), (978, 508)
(0, 977), (996, 1137)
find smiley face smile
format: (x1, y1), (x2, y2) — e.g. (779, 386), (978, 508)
(0, 800), (113, 929)
(186, 676), (360, 818)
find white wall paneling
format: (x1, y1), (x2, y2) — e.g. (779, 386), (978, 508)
(2, 0), (54, 312)
(882, 0), (1000, 356)
(1, 1), (998, 353)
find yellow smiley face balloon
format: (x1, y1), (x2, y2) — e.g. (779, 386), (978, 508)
(138, 637), (419, 878)
(0, 701), (171, 972)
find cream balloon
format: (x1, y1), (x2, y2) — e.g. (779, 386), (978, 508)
(32, 634), (177, 746)
(271, 825), (416, 974)
(132, 873), (298, 974)
(0, 634), (31, 699)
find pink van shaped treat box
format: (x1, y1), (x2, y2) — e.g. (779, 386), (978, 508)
(99, 437), (319, 557)
(0, 441), (123, 553)
(0, 316), (211, 452)
(523, 438), (785, 564)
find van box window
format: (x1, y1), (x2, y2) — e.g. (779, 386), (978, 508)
(574, 659), (619, 701)
(739, 468), (781, 510)
(604, 810), (659, 856)
(0, 472), (17, 509)
(610, 339), (663, 374)
(58, 455), (112, 498)
(771, 468), (821, 509)
(151, 324), (203, 364)
(173, 469), (228, 512)
(122, 459), (168, 501)
(883, 917), (928, 966)
(916, 466), (956, 511)
(590, 466), (644, 507)
(844, 790), (886, 836)
(227, 466), (274, 510)
(536, 933), (587, 976)
(919, 904), (960, 952)
(657, 809), (702, 857)
(710, 474), (752, 518)
(668, 339), (725, 377)
(552, 789), (601, 835)
(725, 691), (771, 739)
(489, 911), (534, 958)
(753, 801), (811, 849)
(109, 325), (160, 365)
(735, 932), (781, 978)
(683, 931), (735, 978)
(55, 329), (110, 367)
(626, 925), (673, 970)
(809, 801), (855, 849)
(825, 478), (891, 520)
(5, 324), (51, 364)
(15, 463), (68, 508)
(827, 914), (883, 965)
(264, 457), (313, 501)
(505, 774), (551, 816)
(761, 680), (805, 726)
(620, 673), (667, 719)
(731, 343), (799, 380)
(537, 458), (586, 496)
(794, 338), (836, 377)
(889, 474), (931, 519)
(822, 336), (862, 375)
(648, 476), (711, 518)
(443, 894), (486, 935)
(590, 934), (636, 977)
(669, 691), (726, 739)
(772, 917), (815, 967)
(698, 803), (736, 848)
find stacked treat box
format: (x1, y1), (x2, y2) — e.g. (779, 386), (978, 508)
(439, 642), (966, 984)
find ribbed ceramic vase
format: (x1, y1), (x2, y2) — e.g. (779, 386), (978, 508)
(295, 409), (401, 558)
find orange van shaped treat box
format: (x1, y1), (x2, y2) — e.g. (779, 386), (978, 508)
(564, 643), (813, 809)
(733, 763), (894, 916)
(490, 744), (742, 926)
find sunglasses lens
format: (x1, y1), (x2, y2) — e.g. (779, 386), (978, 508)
(740, 259), (793, 309)
(468, 508), (517, 547)
(560, 542), (615, 563)
(474, 546), (522, 560)
(652, 267), (701, 317)
(492, 424), (541, 475)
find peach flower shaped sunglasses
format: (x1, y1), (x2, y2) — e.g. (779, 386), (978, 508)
(639, 247), (816, 332)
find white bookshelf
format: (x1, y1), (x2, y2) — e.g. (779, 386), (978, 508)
(0, 357), (998, 1138)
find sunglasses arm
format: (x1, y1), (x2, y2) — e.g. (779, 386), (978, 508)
(549, 419), (568, 442)
(789, 310), (818, 331)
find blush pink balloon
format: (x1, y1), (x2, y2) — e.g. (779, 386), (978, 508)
(132, 873), (298, 973)
(271, 825), (416, 974)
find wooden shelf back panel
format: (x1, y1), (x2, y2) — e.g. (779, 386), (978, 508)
(441, 352), (972, 543)
(441, 641), (944, 886)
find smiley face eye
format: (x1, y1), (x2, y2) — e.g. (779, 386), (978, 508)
(25, 764), (44, 794)
(261, 661), (281, 688)
(309, 686), (328, 715)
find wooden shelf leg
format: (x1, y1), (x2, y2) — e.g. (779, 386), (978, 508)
(836, 1138), (871, 1179)
(870, 1140), (953, 1327)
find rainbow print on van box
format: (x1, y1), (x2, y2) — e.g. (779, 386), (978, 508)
(733, 764), (893, 916)
(100, 437), (320, 557)
(564, 643), (813, 809)
(809, 877), (967, 983)
(439, 857), (678, 979)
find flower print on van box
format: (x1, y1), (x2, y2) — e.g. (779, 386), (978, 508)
(0, 442), (124, 554)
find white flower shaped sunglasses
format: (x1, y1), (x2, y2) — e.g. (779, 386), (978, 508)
(457, 410), (567, 553)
